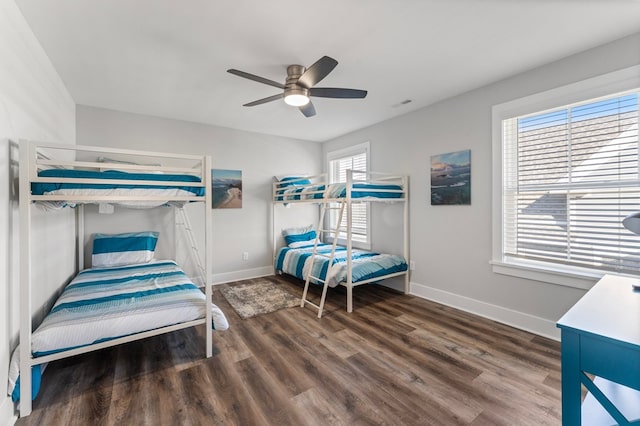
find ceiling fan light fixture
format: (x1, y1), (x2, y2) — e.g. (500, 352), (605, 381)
(228, 56), (366, 117)
(284, 91), (310, 107)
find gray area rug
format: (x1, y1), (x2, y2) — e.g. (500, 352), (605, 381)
(219, 279), (300, 319)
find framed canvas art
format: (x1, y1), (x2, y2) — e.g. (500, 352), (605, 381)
(212, 169), (242, 209)
(430, 150), (471, 205)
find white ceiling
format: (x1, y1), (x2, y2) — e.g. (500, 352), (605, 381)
(16, 0), (640, 142)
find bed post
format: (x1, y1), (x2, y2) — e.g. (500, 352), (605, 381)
(19, 140), (33, 416)
(272, 193), (276, 275)
(77, 205), (85, 271)
(204, 156), (213, 358)
(403, 175), (410, 294)
(346, 170), (353, 313)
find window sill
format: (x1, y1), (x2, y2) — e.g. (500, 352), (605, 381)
(490, 258), (604, 290)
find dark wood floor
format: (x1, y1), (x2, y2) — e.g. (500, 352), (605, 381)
(16, 275), (562, 425)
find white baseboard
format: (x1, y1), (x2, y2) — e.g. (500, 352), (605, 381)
(211, 266), (274, 285)
(410, 281), (560, 341)
(206, 272), (560, 339)
(0, 396), (16, 426)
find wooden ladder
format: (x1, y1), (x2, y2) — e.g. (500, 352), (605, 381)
(300, 200), (346, 318)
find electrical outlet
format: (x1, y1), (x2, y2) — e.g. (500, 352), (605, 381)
(410, 260), (415, 271)
(242, 251), (249, 261)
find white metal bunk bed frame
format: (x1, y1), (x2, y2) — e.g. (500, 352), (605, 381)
(18, 140), (214, 417)
(272, 169), (409, 317)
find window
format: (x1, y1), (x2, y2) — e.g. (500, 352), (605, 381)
(492, 66), (640, 287)
(327, 142), (370, 248)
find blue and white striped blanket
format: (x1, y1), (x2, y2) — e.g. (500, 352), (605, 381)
(32, 169), (205, 196)
(32, 169), (205, 209)
(275, 242), (407, 287)
(276, 182), (404, 201)
(8, 260), (228, 401)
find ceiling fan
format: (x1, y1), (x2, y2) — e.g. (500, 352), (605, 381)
(227, 56), (367, 117)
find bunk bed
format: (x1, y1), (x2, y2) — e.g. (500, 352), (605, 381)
(272, 170), (409, 318)
(11, 141), (228, 417)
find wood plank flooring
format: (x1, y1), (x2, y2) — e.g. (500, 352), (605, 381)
(16, 275), (562, 425)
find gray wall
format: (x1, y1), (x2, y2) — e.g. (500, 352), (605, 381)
(322, 33), (640, 339)
(0, 0), (76, 422)
(76, 106), (321, 283)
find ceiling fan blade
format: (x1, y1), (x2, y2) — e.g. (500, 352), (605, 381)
(243, 93), (284, 107)
(227, 69), (285, 89)
(310, 87), (368, 99)
(299, 101), (316, 117)
(297, 56), (338, 89)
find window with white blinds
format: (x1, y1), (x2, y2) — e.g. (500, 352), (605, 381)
(327, 143), (369, 246)
(501, 91), (640, 275)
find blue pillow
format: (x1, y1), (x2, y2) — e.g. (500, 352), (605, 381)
(92, 231), (159, 267)
(279, 177), (311, 188)
(282, 225), (316, 246)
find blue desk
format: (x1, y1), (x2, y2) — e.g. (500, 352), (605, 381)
(557, 275), (640, 425)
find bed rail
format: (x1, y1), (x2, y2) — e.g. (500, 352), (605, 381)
(23, 141), (208, 204)
(272, 173), (326, 203)
(22, 141), (209, 186)
(272, 170), (407, 204)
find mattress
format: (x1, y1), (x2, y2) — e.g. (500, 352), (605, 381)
(32, 169), (205, 208)
(275, 242), (408, 287)
(8, 260), (228, 401)
(275, 182), (403, 201)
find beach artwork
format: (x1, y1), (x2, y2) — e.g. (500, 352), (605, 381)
(212, 169), (242, 209)
(430, 150), (471, 205)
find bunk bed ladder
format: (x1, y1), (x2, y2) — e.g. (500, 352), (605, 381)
(175, 207), (206, 287)
(300, 200), (345, 318)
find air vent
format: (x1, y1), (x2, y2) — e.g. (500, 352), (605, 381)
(392, 99), (413, 107)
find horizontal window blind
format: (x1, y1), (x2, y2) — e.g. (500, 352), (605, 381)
(330, 152), (368, 243)
(503, 92), (640, 274)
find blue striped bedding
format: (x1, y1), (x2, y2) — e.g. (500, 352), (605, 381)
(276, 182), (403, 201)
(32, 169), (205, 196)
(275, 242), (408, 287)
(8, 260), (228, 401)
